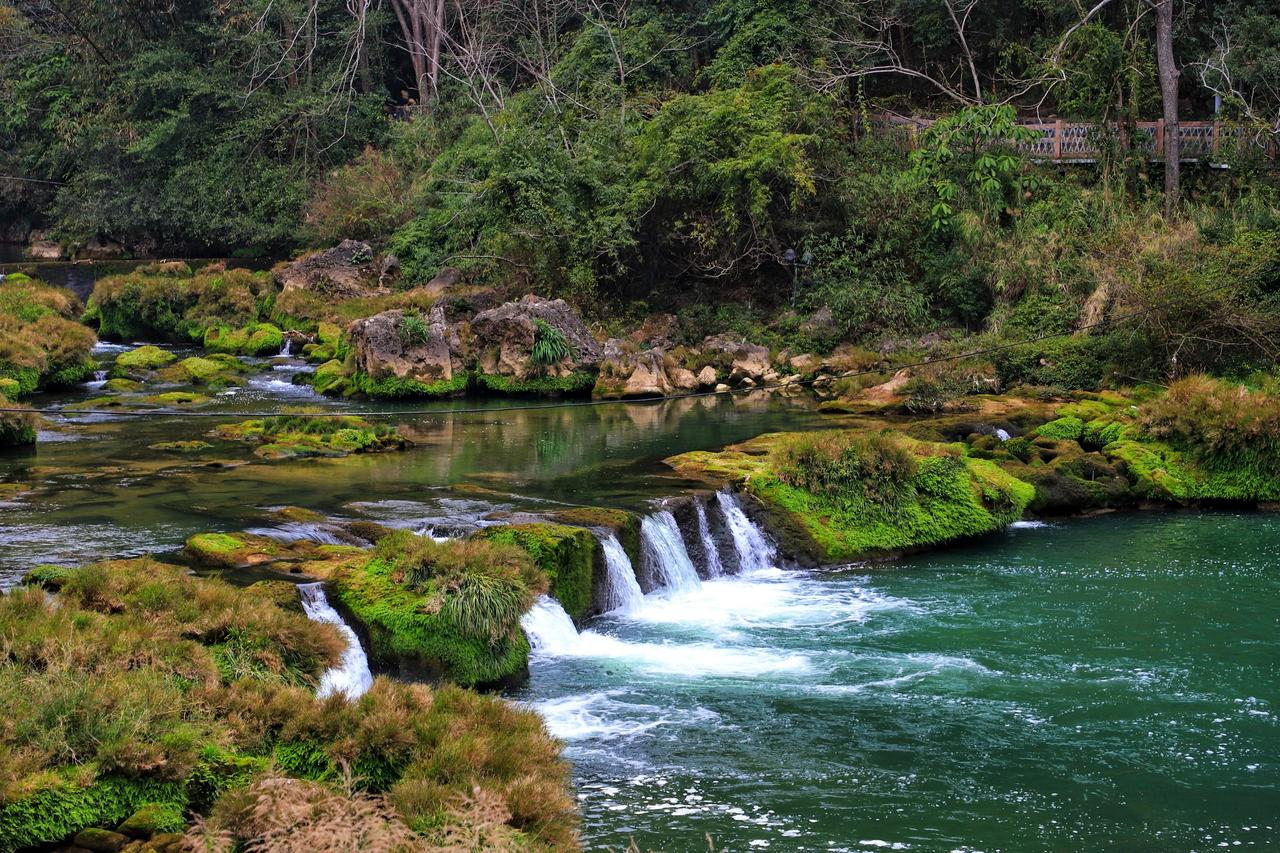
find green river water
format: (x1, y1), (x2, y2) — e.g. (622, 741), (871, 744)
(1, 344), (1277, 851)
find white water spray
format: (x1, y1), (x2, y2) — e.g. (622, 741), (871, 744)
(522, 595), (583, 653)
(995, 428), (1011, 441)
(641, 512), (702, 593)
(298, 583), (373, 699)
(715, 492), (775, 572)
(694, 502), (725, 578)
(599, 534), (644, 613)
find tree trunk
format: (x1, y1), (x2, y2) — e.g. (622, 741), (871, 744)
(1155, 0), (1180, 215)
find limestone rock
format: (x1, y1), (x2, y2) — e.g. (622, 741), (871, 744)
(348, 303), (466, 391)
(702, 334), (771, 383)
(670, 366), (699, 391)
(28, 239), (64, 260)
(471, 295), (601, 390)
(714, 383), (731, 393)
(73, 829), (129, 852)
(275, 240), (385, 298)
(696, 365), (717, 387)
(789, 353), (819, 374)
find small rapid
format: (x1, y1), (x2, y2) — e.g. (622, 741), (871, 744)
(298, 582), (373, 699)
(640, 511), (701, 593)
(715, 491), (775, 571)
(599, 534), (645, 613)
(693, 502), (725, 578)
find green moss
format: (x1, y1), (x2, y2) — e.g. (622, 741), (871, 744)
(244, 580), (305, 614)
(143, 392), (211, 407)
(0, 378), (18, 398)
(116, 801), (188, 837)
(669, 431), (1035, 563)
(474, 523), (598, 622)
(211, 415), (406, 459)
(1106, 439), (1280, 503)
(0, 776), (187, 853)
(158, 356), (247, 387)
(184, 532), (295, 568)
(332, 556), (530, 687)
(348, 370), (469, 399)
(0, 409), (37, 448)
(546, 507), (642, 566)
(103, 378), (142, 392)
(311, 359), (348, 394)
(148, 440), (213, 452)
(111, 345), (176, 376)
(476, 370), (596, 396)
(1034, 416), (1085, 441)
(0, 364), (39, 397)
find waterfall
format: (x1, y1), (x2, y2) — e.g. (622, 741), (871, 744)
(715, 492), (776, 572)
(279, 337), (294, 357)
(599, 534), (644, 613)
(298, 583), (373, 700)
(694, 502), (725, 578)
(640, 512), (702, 594)
(995, 428), (1011, 441)
(522, 595), (582, 653)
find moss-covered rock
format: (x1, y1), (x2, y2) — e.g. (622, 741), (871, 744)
(1106, 439), (1280, 503)
(0, 403), (37, 448)
(331, 534), (541, 686)
(0, 377), (20, 398)
(148, 440), (213, 452)
(157, 354), (250, 388)
(473, 523), (598, 622)
(204, 323), (283, 356)
(668, 430), (1035, 563)
(116, 801), (187, 839)
(243, 580), (306, 614)
(546, 507), (642, 567)
(110, 345), (176, 377)
(210, 414), (407, 459)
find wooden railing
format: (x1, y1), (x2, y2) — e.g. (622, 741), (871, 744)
(879, 115), (1279, 164)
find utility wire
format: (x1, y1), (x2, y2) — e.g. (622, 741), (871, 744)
(0, 280), (1239, 420)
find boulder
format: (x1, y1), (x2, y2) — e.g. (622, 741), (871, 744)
(702, 334), (771, 383)
(628, 313), (679, 350)
(72, 829), (129, 852)
(471, 295), (601, 393)
(696, 365), (717, 387)
(864, 368), (912, 401)
(789, 353), (820, 374)
(275, 240), (385, 298)
(594, 343), (699, 398)
(670, 366), (699, 391)
(347, 303), (468, 396)
(28, 239), (64, 260)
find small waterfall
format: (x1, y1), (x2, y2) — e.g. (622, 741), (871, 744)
(244, 521), (346, 545)
(279, 337), (294, 357)
(995, 428), (1011, 441)
(599, 534), (644, 613)
(715, 492), (776, 572)
(298, 583), (373, 700)
(640, 512), (702, 594)
(522, 595), (581, 653)
(694, 502), (725, 578)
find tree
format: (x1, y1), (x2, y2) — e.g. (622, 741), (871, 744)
(390, 0), (446, 102)
(1154, 0), (1179, 213)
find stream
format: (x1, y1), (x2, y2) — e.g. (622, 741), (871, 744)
(1, 343), (1277, 851)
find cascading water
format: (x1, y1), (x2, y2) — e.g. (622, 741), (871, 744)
(995, 428), (1011, 441)
(640, 512), (702, 593)
(298, 582), (373, 699)
(246, 521), (347, 545)
(715, 491), (776, 572)
(599, 534), (645, 613)
(279, 337), (294, 357)
(522, 595), (583, 653)
(694, 502), (725, 578)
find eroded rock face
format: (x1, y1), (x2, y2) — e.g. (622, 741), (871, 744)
(471, 295), (601, 388)
(348, 304), (466, 387)
(275, 239), (386, 298)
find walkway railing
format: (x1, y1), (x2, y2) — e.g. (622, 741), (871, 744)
(879, 115), (1279, 164)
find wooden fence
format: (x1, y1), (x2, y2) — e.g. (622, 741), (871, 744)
(880, 115), (1279, 164)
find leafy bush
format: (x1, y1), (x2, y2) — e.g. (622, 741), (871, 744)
(304, 147), (414, 246)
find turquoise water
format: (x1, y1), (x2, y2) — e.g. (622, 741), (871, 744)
(518, 513), (1280, 851)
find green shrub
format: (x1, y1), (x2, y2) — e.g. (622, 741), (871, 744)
(531, 320), (571, 366)
(398, 311), (432, 347)
(778, 431), (920, 505)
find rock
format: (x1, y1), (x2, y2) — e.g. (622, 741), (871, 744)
(76, 236), (125, 260)
(702, 334), (771, 382)
(789, 353), (819, 374)
(347, 303), (468, 397)
(696, 365), (717, 387)
(116, 803), (185, 840)
(422, 265), (461, 294)
(28, 239), (64, 260)
(471, 295), (601, 393)
(73, 829), (129, 852)
(740, 376), (756, 388)
(862, 368), (912, 402)
(275, 240), (384, 298)
(670, 366), (699, 391)
(623, 351), (673, 397)
(714, 383), (731, 393)
(629, 313), (679, 350)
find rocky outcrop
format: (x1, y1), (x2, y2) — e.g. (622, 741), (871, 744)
(347, 303), (468, 397)
(701, 334), (774, 384)
(275, 240), (386, 298)
(470, 295), (601, 394)
(594, 342), (703, 399)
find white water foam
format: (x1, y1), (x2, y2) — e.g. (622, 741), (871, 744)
(521, 595), (809, 677)
(245, 521), (347, 545)
(694, 502), (725, 578)
(995, 428), (1011, 441)
(641, 512), (702, 593)
(600, 534), (645, 613)
(298, 582), (373, 699)
(716, 491), (776, 571)
(534, 689), (719, 742)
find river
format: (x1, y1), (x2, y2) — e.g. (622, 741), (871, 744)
(1, 344), (1277, 851)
